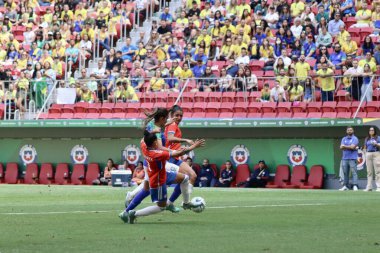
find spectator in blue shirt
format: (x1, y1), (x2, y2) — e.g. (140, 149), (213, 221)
(160, 7), (173, 23)
(328, 13), (344, 36)
(198, 159), (216, 187)
(340, 126), (359, 191)
(121, 38), (137, 62)
(167, 39), (182, 61)
(192, 48), (208, 65)
(165, 70), (179, 91)
(303, 34), (317, 59)
(192, 59), (206, 78)
(329, 43), (346, 69)
(362, 36), (375, 56)
(215, 160), (235, 187)
(240, 160), (270, 188)
(340, 0), (356, 17)
(255, 26), (267, 46)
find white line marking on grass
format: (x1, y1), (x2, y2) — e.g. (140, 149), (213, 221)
(0, 203), (328, 215)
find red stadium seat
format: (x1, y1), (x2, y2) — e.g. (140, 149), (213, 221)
(234, 102), (249, 112)
(210, 164), (218, 177)
(308, 112), (322, 118)
(307, 101), (322, 112)
(335, 90), (347, 101)
(87, 103), (101, 113)
(99, 113), (113, 119)
(261, 102), (277, 113)
(350, 101), (365, 113)
(85, 113), (100, 119)
(262, 112), (277, 118)
(193, 102), (207, 112)
(125, 103), (140, 113)
(247, 112), (262, 118)
(322, 112), (337, 118)
(154, 92), (168, 103)
(39, 163), (54, 185)
(125, 112), (141, 119)
(205, 112), (220, 118)
(100, 103), (114, 113)
(291, 102), (307, 113)
(208, 92), (221, 102)
(321, 101), (337, 112)
(85, 163), (100, 185)
(220, 102), (234, 113)
(113, 103), (126, 113)
(247, 102), (262, 113)
(277, 102), (292, 112)
(235, 164), (250, 187)
(4, 163), (19, 184)
(293, 112), (308, 118)
(24, 163), (39, 184)
(191, 112), (206, 118)
(221, 92), (236, 102)
(206, 102), (221, 113)
(60, 113), (74, 119)
(372, 90), (380, 101)
(74, 102), (89, 113)
(354, 112), (367, 118)
(266, 165), (290, 188)
(139, 103), (155, 113)
(277, 112), (293, 118)
(235, 92), (247, 102)
(192, 163), (201, 176)
(73, 113), (87, 119)
(249, 91), (261, 102)
(365, 101), (380, 113)
(179, 102), (193, 113)
(54, 163), (70, 185)
(367, 112), (380, 118)
(71, 164), (85, 185)
(61, 104), (75, 113)
(300, 165), (324, 189)
(194, 92), (210, 102)
(233, 112), (247, 118)
(336, 101), (351, 112)
(219, 112), (233, 118)
(181, 92), (195, 103)
(283, 165), (307, 189)
(337, 112), (352, 118)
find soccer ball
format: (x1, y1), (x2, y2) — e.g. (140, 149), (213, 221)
(191, 197), (206, 213)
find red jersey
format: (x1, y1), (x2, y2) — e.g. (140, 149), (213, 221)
(140, 139), (170, 188)
(165, 122), (182, 151)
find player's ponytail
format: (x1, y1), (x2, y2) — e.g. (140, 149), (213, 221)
(144, 130), (157, 147)
(143, 107), (169, 128)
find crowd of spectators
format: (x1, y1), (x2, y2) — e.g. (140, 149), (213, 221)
(2, 0), (380, 115)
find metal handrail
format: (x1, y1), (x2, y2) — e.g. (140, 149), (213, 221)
(353, 75), (375, 119)
(35, 80), (58, 120)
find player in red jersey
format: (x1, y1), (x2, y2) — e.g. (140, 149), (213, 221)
(120, 130), (205, 224)
(164, 105), (198, 209)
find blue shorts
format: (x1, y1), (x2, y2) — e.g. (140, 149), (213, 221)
(166, 171), (177, 185)
(143, 159), (148, 167)
(150, 184), (167, 203)
(168, 157), (183, 166)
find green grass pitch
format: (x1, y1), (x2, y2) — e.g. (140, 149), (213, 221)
(0, 185), (379, 253)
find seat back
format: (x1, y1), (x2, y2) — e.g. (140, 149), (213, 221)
(290, 165), (307, 187)
(71, 164), (86, 185)
(192, 163), (201, 175)
(55, 163), (70, 185)
(210, 164), (218, 177)
(85, 163), (100, 185)
(24, 163), (39, 184)
(5, 163), (19, 184)
(39, 163), (54, 185)
(307, 165), (324, 188)
(273, 165), (290, 186)
(236, 164), (251, 187)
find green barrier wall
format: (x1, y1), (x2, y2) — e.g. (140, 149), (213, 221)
(0, 138), (336, 174)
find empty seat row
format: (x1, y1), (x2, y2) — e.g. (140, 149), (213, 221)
(0, 163), (101, 185)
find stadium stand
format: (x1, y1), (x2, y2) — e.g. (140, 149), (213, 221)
(0, 0), (380, 120)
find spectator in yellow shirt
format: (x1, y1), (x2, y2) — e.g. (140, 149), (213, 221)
(295, 55), (311, 81)
(259, 39), (274, 61)
(60, 4), (74, 20)
(342, 35), (358, 57)
(179, 64), (194, 79)
(359, 52), (377, 72)
(291, 0), (305, 18)
(352, 2), (372, 27)
(287, 78), (304, 102)
(317, 63), (335, 101)
(221, 19), (237, 35)
(149, 70), (166, 92)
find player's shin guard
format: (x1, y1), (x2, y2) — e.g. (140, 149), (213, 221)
(125, 189), (150, 212)
(135, 205), (165, 217)
(180, 175), (190, 203)
(168, 184), (182, 204)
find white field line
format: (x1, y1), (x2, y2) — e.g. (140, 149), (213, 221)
(0, 203), (328, 215)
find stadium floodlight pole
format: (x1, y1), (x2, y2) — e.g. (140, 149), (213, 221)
(353, 75), (375, 119)
(97, 33), (100, 60)
(28, 100), (35, 121)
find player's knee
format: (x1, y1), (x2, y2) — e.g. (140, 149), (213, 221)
(181, 175), (189, 184)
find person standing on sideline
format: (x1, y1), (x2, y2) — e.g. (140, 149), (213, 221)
(340, 126), (359, 191)
(363, 127), (380, 192)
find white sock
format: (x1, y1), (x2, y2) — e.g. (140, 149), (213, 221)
(167, 200), (173, 205)
(129, 182), (145, 198)
(180, 176), (190, 204)
(135, 205), (164, 217)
